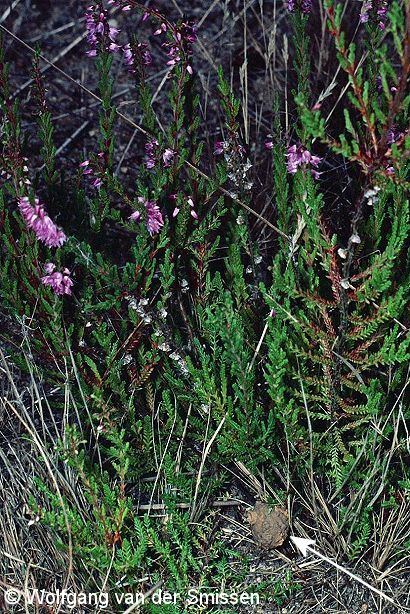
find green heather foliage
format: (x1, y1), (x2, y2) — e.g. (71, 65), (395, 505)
(0, 0), (409, 609)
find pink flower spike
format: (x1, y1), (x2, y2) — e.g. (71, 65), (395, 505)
(187, 197), (195, 208)
(144, 199), (164, 235)
(44, 262), (56, 274)
(122, 5), (132, 11)
(80, 160), (90, 167)
(190, 210), (198, 219)
(129, 210), (141, 222)
(163, 148), (176, 166)
(172, 207), (180, 217)
(154, 23), (167, 35)
(18, 196), (67, 248)
(286, 144), (322, 178)
(187, 65), (193, 75)
(41, 264), (73, 296)
(214, 141), (225, 155)
(109, 26), (120, 40)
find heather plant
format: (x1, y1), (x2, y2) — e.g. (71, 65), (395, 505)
(0, 0), (409, 611)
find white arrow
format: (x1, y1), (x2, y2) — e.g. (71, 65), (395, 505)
(290, 536), (395, 605)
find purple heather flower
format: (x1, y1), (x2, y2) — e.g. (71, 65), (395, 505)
(172, 207), (180, 217)
(160, 20), (197, 73)
(287, 0), (311, 13)
(130, 197), (164, 236)
(18, 196), (67, 248)
(377, 1), (388, 29)
(163, 148), (176, 166)
(145, 199), (164, 235)
(41, 263), (73, 296)
(129, 210), (141, 223)
(360, 0), (372, 21)
(145, 139), (159, 169)
(122, 42), (151, 71)
(154, 23), (168, 36)
(85, 5), (122, 57)
(214, 141), (225, 155)
(265, 137), (274, 150)
(359, 0), (388, 29)
(107, 1), (131, 9)
(139, 43), (152, 66)
(123, 43), (134, 68)
(187, 196), (198, 219)
(80, 158), (105, 190)
(387, 128), (403, 145)
(109, 27), (120, 41)
(166, 50), (181, 68)
(286, 144), (322, 178)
